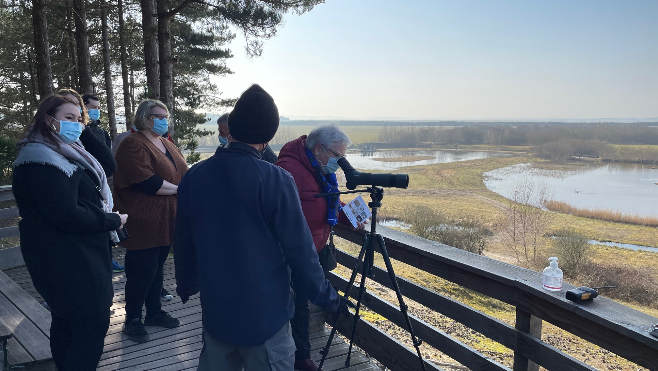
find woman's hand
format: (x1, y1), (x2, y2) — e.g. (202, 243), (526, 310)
(353, 221), (367, 231)
(115, 212), (128, 227)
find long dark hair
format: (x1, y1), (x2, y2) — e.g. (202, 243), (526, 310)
(25, 95), (80, 144)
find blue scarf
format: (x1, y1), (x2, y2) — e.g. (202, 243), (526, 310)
(306, 148), (340, 226)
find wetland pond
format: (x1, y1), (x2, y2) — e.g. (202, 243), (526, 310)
(483, 163), (658, 219)
(345, 149), (509, 171)
(484, 162), (658, 251)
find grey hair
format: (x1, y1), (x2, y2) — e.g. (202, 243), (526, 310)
(133, 99), (168, 131)
(305, 125), (351, 152)
(217, 113), (229, 126)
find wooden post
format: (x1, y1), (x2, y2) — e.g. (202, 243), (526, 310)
(514, 308), (542, 371)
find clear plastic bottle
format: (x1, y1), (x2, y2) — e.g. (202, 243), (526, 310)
(542, 257), (563, 291)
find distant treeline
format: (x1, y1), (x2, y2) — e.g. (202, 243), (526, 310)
(275, 120), (658, 127)
(379, 125), (658, 163)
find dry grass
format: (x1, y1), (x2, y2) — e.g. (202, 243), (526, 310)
(545, 200), (658, 227)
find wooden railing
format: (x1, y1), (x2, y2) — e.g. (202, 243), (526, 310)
(2, 185), (658, 370)
(331, 224), (658, 371)
(0, 185), (22, 270)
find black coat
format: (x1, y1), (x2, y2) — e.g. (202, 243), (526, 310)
(86, 121), (112, 150)
(13, 160), (121, 318)
(80, 127), (115, 177)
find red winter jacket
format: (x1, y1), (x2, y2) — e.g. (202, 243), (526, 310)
(276, 136), (350, 252)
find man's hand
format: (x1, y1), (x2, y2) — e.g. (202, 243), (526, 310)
(327, 295), (354, 323)
(338, 296), (355, 315)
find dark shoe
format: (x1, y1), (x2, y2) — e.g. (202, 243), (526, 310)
(294, 358), (318, 371)
(123, 318), (149, 343)
(144, 311), (180, 328)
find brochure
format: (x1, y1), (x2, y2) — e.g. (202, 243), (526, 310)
(343, 195), (372, 228)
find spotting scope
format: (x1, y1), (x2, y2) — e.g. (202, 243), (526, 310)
(337, 157), (409, 190)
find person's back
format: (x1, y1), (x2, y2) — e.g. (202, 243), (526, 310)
(175, 85), (341, 370)
(176, 142), (335, 345)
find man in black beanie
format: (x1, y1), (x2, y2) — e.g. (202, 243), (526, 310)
(174, 84), (344, 371)
(227, 84), (279, 163)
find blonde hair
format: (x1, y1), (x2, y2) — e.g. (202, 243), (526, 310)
(133, 99), (168, 131)
(56, 88), (89, 124)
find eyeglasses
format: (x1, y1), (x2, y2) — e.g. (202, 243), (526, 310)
(149, 114), (169, 120)
(321, 144), (345, 159)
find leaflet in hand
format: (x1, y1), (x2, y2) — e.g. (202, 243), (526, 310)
(343, 195), (372, 228)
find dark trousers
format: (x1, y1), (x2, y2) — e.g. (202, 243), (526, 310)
(50, 309), (110, 370)
(124, 245), (170, 321)
(290, 278), (311, 360)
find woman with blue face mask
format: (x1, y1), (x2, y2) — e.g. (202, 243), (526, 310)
(12, 95), (129, 370)
(113, 99), (188, 343)
(274, 124), (365, 371)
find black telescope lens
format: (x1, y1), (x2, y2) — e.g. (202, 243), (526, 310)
(337, 157), (409, 189)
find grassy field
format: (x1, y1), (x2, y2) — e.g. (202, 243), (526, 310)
(331, 150), (658, 370)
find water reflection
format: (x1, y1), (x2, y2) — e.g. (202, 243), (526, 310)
(484, 163), (658, 218)
(345, 150), (509, 171)
(589, 240), (658, 253)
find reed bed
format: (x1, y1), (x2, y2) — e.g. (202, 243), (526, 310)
(544, 200), (658, 227)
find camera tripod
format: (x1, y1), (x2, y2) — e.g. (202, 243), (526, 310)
(316, 186), (427, 371)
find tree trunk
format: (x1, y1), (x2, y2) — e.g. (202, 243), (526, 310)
(141, 0), (159, 98)
(73, 0), (92, 94)
(118, 0), (133, 130)
(157, 0), (174, 136)
(31, 0), (53, 99)
(65, 0), (78, 89)
(100, 0), (117, 139)
(26, 53), (39, 106)
(128, 30), (136, 119)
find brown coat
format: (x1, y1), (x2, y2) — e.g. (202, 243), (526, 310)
(113, 131), (188, 250)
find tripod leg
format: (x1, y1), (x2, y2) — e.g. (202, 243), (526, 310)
(375, 234), (428, 371)
(344, 250), (370, 367)
(318, 234), (370, 371)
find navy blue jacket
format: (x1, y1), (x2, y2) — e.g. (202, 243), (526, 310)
(174, 143), (338, 346)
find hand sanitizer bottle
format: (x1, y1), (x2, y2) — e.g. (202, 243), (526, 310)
(542, 257), (563, 291)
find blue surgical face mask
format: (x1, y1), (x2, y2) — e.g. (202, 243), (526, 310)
(51, 116), (84, 144)
(218, 135), (228, 146)
(322, 156), (340, 174)
(88, 109), (100, 121)
(151, 118), (169, 136)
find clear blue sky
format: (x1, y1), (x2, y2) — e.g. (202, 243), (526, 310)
(212, 0), (658, 121)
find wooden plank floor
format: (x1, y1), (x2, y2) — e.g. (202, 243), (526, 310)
(3, 247), (381, 371)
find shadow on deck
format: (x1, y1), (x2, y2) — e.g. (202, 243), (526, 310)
(3, 247), (381, 371)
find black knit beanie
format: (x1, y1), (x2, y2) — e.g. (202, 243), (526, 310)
(228, 84), (279, 144)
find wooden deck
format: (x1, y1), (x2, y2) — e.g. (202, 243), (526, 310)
(3, 247), (381, 371)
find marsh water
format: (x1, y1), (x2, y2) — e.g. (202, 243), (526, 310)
(345, 150), (509, 171)
(483, 163), (658, 218)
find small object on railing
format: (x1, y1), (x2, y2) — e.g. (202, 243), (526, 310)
(650, 324), (658, 338)
(542, 257), (563, 291)
(566, 286), (616, 303)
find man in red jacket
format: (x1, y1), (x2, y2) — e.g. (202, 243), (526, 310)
(276, 125), (359, 371)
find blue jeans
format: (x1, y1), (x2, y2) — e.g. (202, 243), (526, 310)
(198, 322), (295, 371)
